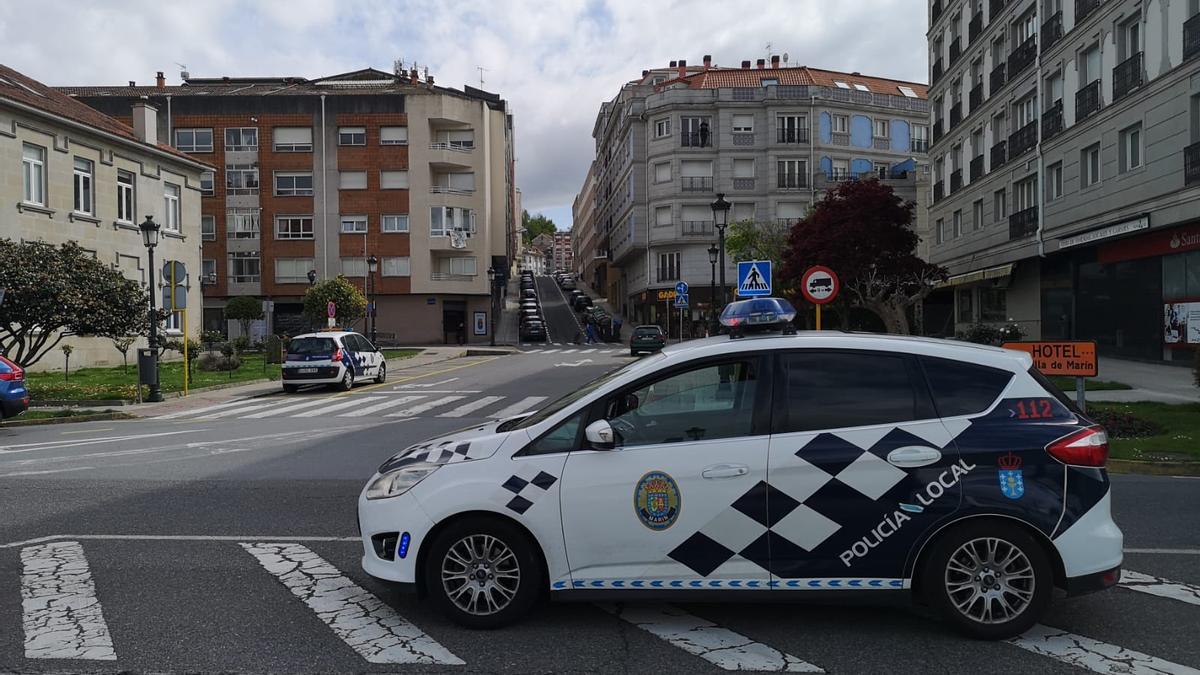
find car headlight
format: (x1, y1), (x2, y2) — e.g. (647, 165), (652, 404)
(365, 463), (439, 500)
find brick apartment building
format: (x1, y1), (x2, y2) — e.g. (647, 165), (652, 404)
(65, 67), (517, 345)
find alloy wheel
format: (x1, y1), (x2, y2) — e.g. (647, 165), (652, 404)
(441, 534), (521, 616)
(944, 537), (1035, 625)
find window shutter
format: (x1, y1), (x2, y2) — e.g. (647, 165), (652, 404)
(380, 126), (408, 143)
(380, 171), (409, 189)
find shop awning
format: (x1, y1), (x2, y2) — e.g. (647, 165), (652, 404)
(938, 263), (1015, 288)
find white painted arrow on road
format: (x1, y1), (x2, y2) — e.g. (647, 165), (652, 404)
(555, 359), (594, 367)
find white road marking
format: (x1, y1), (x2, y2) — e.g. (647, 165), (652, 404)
(487, 396), (548, 419)
(385, 395), (467, 418)
(580, 348), (597, 353)
(21, 541), (115, 660)
(555, 359), (594, 367)
(59, 428), (115, 435)
(1125, 548), (1200, 555)
(338, 395), (428, 417)
(438, 396), (505, 418)
(561, 349), (578, 354)
(542, 349), (561, 354)
(600, 604), (822, 672)
(194, 401), (286, 419)
(388, 390), (480, 394)
(291, 396), (384, 417)
(242, 543), (463, 665)
(0, 430), (209, 455)
(402, 378), (458, 389)
(1120, 570), (1200, 606)
(3, 533), (360, 549)
(242, 396), (334, 418)
(154, 399), (258, 419)
(1010, 624), (1200, 675)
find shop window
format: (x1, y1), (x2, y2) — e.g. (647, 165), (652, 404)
(980, 288), (1007, 322)
(957, 289), (974, 323)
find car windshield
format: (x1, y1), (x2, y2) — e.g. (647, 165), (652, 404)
(508, 352), (666, 430)
(635, 328), (661, 337)
(288, 337), (337, 354)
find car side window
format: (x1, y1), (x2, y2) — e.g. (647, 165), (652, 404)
(359, 335), (378, 352)
(606, 360), (759, 447)
(344, 335), (363, 352)
(776, 351), (931, 433)
(524, 410), (586, 455)
(920, 356), (1013, 417)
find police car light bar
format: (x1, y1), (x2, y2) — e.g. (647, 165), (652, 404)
(719, 297), (798, 338)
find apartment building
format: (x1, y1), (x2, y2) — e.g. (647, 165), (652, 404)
(926, 0), (1200, 362)
(1, 65), (209, 370)
(588, 56), (929, 329)
(572, 161), (608, 290)
(551, 230), (574, 273)
(66, 67), (517, 345)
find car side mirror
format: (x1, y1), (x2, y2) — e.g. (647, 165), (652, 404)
(584, 419), (616, 450)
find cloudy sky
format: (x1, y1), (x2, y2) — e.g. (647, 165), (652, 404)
(4, 0), (927, 230)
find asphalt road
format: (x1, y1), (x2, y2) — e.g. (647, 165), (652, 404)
(535, 274), (585, 344)
(1, 350), (1198, 674)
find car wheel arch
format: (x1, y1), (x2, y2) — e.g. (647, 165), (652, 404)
(414, 509), (550, 599)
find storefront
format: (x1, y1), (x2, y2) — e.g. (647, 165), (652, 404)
(629, 286), (729, 339)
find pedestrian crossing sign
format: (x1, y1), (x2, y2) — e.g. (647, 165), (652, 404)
(736, 260), (772, 297)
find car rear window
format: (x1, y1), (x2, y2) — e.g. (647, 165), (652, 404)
(1026, 366), (1083, 414)
(288, 337), (336, 355)
(635, 327), (662, 337)
(920, 356), (1014, 417)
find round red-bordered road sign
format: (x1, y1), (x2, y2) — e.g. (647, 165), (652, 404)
(800, 266), (839, 305)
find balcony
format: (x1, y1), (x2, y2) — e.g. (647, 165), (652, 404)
(1075, 0), (1100, 24)
(1008, 36), (1037, 78)
(990, 62), (1007, 96)
(1186, 142), (1200, 186)
(990, 0), (1006, 21)
(873, 136), (892, 150)
(1009, 206), (1038, 240)
(950, 102), (963, 129)
(934, 180), (945, 202)
(950, 169), (963, 193)
(933, 119), (944, 145)
(681, 130), (712, 148)
(732, 132), (755, 146)
(991, 140), (1008, 170)
(777, 174), (808, 190)
(932, 0), (943, 23)
(1009, 120), (1038, 158)
(1075, 79), (1102, 122)
(912, 138), (930, 153)
(1041, 12), (1063, 53)
(950, 37), (962, 65)
(970, 155), (985, 181)
(732, 177), (755, 190)
(430, 185), (475, 195)
(681, 176), (713, 192)
(1187, 13), (1200, 62)
(428, 143), (475, 169)
(1113, 52), (1145, 102)
(932, 58), (944, 85)
(1041, 100), (1064, 141)
(969, 13), (983, 43)
(776, 128), (810, 144)
(681, 220), (714, 237)
(969, 83), (983, 113)
(831, 131), (850, 146)
(430, 272), (476, 282)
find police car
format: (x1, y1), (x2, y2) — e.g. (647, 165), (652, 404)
(357, 298), (1121, 639)
(282, 331), (387, 393)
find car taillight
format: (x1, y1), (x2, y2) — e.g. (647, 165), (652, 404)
(1046, 425), (1108, 467)
(0, 366), (23, 381)
(331, 348), (342, 362)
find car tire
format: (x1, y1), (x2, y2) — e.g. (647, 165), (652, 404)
(336, 368), (354, 392)
(921, 520), (1053, 640)
(374, 362), (387, 384)
(423, 517), (543, 629)
(283, 384), (299, 394)
(630, 349), (638, 356)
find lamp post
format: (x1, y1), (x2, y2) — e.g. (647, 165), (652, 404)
(366, 255), (378, 344)
(710, 193), (731, 311)
(138, 216), (164, 403)
(707, 243), (719, 334)
(486, 267), (498, 347)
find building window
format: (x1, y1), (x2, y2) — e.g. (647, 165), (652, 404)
(202, 258), (216, 283)
(228, 252), (261, 283)
(680, 117), (711, 147)
(1119, 124), (1142, 172)
(380, 126), (408, 145)
(339, 171), (368, 190)
(226, 164), (259, 195)
(275, 215), (314, 240)
(912, 124), (929, 151)
(1015, 94), (1036, 128)
(654, 206), (672, 227)
(777, 159), (806, 189)
(430, 207), (475, 237)
(1015, 176), (1038, 212)
(1047, 162), (1063, 199)
(932, 217), (942, 243)
(732, 114), (754, 133)
(972, 199), (984, 231)
(340, 215), (368, 234)
(832, 115), (849, 134)
(953, 209), (963, 238)
(21, 144), (46, 206)
(873, 119), (890, 138)
(73, 157), (94, 215)
(200, 170), (215, 197)
(734, 158), (755, 180)
(380, 170), (409, 189)
(979, 289), (1007, 322)
(227, 208), (260, 239)
(433, 129), (474, 149)
(435, 256), (477, 277)
(777, 114), (807, 142)
(165, 310), (182, 334)
(273, 127), (313, 152)
(341, 258), (367, 277)
(1081, 44), (1101, 84)
(382, 214), (409, 233)
(1082, 143), (1101, 187)
(338, 126), (367, 145)
(201, 215), (216, 241)
(273, 172), (313, 197)
(382, 256), (411, 277)
(1120, 13), (1141, 61)
(656, 251), (680, 282)
(994, 188), (1007, 220)
(275, 258), (314, 284)
(116, 170), (135, 223)
(654, 118), (671, 138)
(654, 162), (671, 183)
(174, 128), (213, 153)
(224, 127), (258, 151)
(957, 289), (974, 323)
(163, 183), (181, 232)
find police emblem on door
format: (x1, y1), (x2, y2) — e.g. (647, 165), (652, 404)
(635, 471), (681, 531)
(997, 452), (1025, 499)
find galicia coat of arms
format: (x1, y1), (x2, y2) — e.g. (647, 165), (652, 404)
(634, 471), (681, 530)
(998, 452), (1025, 500)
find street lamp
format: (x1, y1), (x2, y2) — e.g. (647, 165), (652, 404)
(366, 255), (378, 344)
(138, 215), (164, 403)
(707, 243), (719, 334)
(486, 267), (498, 347)
(710, 193), (732, 310)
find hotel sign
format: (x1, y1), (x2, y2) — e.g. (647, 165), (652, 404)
(1058, 216), (1149, 249)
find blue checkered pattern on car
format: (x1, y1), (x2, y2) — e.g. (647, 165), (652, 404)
(551, 577), (907, 590)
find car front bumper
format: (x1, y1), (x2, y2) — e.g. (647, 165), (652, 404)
(358, 484), (436, 584)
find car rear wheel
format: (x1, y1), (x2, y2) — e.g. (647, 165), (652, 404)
(374, 362), (387, 384)
(335, 369), (354, 392)
(283, 384), (298, 394)
(922, 520), (1053, 640)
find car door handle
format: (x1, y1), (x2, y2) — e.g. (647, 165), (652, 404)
(886, 446), (943, 468)
(701, 464), (749, 479)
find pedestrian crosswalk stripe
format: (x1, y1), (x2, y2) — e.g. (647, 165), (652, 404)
(295, 395), (385, 417)
(1120, 570), (1200, 607)
(155, 399), (254, 419)
(543, 349), (561, 354)
(580, 349), (597, 353)
(385, 395), (467, 418)
(562, 349), (578, 354)
(337, 395), (428, 417)
(21, 541), (116, 661)
(241, 543), (464, 665)
(599, 603), (822, 672)
(195, 400), (286, 419)
(487, 396), (547, 419)
(1009, 624), (1200, 675)
(242, 396), (332, 419)
(438, 396), (505, 418)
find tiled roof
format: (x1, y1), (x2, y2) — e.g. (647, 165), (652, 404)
(659, 65), (927, 99)
(0, 64), (208, 165)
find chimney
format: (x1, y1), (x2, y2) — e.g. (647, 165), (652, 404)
(703, 54), (712, 70)
(132, 98), (158, 145)
(771, 55), (780, 69)
(427, 74), (434, 86)
(677, 59), (686, 79)
(669, 60), (677, 68)
(642, 69), (650, 77)
(756, 58), (766, 69)
(128, 81), (135, 87)
(410, 66), (418, 81)
(741, 60), (751, 69)
(155, 71), (165, 88)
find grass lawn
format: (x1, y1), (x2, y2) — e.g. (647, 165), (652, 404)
(3, 409), (135, 424)
(1090, 401), (1200, 461)
(1049, 376), (1132, 392)
(25, 348), (420, 401)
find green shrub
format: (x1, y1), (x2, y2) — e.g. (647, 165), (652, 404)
(233, 335), (251, 354)
(198, 351), (241, 372)
(957, 323), (1002, 345)
(1090, 408), (1163, 439)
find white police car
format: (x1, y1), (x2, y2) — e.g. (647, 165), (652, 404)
(358, 298), (1121, 639)
(282, 331), (387, 393)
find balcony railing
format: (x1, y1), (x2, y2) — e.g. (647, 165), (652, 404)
(431, 272), (475, 282)
(990, 62), (1007, 96)
(970, 155), (985, 181)
(933, 119), (944, 145)
(1187, 13), (1200, 62)
(950, 37), (962, 64)
(1042, 100), (1064, 141)
(1113, 52), (1144, 102)
(950, 169), (963, 193)
(934, 180), (945, 202)
(681, 221), (714, 236)
(1186, 142), (1200, 186)
(1009, 206), (1038, 240)
(950, 102), (963, 129)
(681, 130), (712, 148)
(969, 82), (983, 113)
(1041, 12), (1063, 53)
(932, 59), (944, 85)
(429, 142), (473, 152)
(932, 0), (943, 23)
(430, 185), (475, 195)
(732, 177), (755, 190)
(831, 131), (850, 146)
(1009, 120), (1038, 158)
(1075, 79), (1102, 122)
(778, 175), (808, 189)
(776, 128), (810, 144)
(873, 137), (891, 150)
(990, 0), (1006, 21)
(732, 132), (755, 146)
(912, 138), (930, 153)
(1008, 35), (1037, 78)
(1075, 0), (1100, 24)
(991, 140), (1008, 170)
(681, 176), (713, 192)
(969, 13), (983, 42)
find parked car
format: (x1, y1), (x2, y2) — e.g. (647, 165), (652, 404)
(559, 277), (576, 290)
(629, 325), (666, 355)
(281, 331), (386, 393)
(519, 309), (542, 325)
(572, 295), (594, 311)
(521, 289), (537, 300)
(519, 320), (548, 342)
(0, 356), (29, 420)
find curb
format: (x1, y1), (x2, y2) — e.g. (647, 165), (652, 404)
(29, 378), (278, 408)
(1107, 458), (1200, 476)
(0, 411), (136, 427)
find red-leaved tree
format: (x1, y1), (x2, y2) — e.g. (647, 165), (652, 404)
(781, 180), (946, 334)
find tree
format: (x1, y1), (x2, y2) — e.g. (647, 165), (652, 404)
(303, 276), (367, 327)
(225, 296), (263, 338)
(111, 336), (137, 374)
(0, 240), (146, 367)
(521, 210), (557, 244)
(725, 218), (795, 294)
(781, 180), (946, 334)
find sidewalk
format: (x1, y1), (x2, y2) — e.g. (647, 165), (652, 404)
(1085, 358), (1199, 404)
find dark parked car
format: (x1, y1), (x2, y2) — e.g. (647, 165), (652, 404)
(521, 289), (537, 300)
(629, 325), (666, 356)
(572, 295), (594, 311)
(519, 320), (547, 342)
(519, 309), (542, 324)
(0, 355), (30, 420)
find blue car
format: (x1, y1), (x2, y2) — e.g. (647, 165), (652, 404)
(0, 356), (29, 420)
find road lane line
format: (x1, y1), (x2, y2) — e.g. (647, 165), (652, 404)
(599, 604), (822, 672)
(242, 543), (463, 665)
(338, 395), (428, 417)
(385, 396), (466, 418)
(390, 389), (480, 394)
(290, 396), (384, 417)
(21, 541), (116, 660)
(487, 396), (547, 419)
(1120, 570), (1200, 606)
(242, 396), (334, 418)
(59, 428), (114, 435)
(1009, 624), (1200, 674)
(438, 396), (505, 418)
(0, 430), (209, 455)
